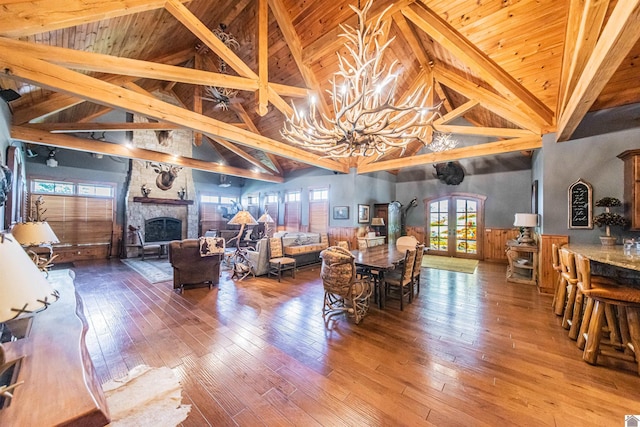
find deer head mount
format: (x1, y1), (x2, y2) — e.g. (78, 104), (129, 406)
(147, 162), (182, 191)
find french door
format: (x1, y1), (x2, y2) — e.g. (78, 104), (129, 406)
(426, 193), (486, 259)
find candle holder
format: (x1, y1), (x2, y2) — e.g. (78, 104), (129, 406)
(177, 187), (186, 200)
(141, 184), (151, 197)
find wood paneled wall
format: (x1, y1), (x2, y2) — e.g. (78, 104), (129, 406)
(483, 227), (520, 263)
(538, 234), (569, 295)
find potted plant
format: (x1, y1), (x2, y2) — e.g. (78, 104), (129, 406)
(593, 197), (628, 245)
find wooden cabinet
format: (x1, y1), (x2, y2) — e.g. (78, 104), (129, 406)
(506, 240), (538, 285)
(357, 236), (386, 249)
(619, 150), (640, 230)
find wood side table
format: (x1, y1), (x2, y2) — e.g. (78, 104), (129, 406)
(506, 240), (538, 285)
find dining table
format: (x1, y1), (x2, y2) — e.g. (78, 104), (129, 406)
(351, 244), (408, 309)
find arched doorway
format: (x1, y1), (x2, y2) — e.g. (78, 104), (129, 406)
(425, 193), (486, 260)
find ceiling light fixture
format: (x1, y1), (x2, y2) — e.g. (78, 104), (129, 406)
(281, 0), (441, 159)
(202, 24), (240, 110)
(46, 149), (58, 168)
(428, 132), (458, 152)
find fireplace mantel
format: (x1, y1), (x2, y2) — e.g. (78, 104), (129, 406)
(133, 197), (194, 205)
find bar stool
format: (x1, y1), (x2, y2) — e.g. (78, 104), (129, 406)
(575, 253), (640, 375)
(551, 244), (566, 316)
(559, 248), (579, 335)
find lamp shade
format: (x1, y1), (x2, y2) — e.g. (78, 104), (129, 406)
(257, 213), (274, 224)
(227, 210), (258, 226)
(11, 221), (60, 246)
(513, 213), (538, 228)
(371, 217), (385, 226)
(0, 233), (58, 322)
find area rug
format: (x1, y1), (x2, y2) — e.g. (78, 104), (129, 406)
(102, 365), (191, 427)
(422, 255), (479, 274)
(121, 258), (173, 283)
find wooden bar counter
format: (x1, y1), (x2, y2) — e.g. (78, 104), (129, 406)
(563, 244), (640, 272)
(0, 270), (109, 426)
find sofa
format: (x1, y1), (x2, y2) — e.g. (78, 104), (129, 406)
(168, 239), (221, 291)
(278, 232), (329, 267)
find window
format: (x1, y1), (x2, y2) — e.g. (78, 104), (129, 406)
(199, 194), (239, 235)
(265, 194), (278, 204)
(309, 187), (329, 233)
(32, 179), (114, 197)
(285, 191), (300, 202)
(284, 191), (301, 231)
(309, 188), (328, 201)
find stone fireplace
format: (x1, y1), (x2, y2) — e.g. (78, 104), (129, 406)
(124, 93), (198, 257)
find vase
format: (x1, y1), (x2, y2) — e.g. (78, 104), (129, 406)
(599, 236), (617, 246)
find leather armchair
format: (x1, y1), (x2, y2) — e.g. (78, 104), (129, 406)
(168, 239), (221, 291)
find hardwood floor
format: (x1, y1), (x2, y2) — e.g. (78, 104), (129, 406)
(67, 259), (640, 426)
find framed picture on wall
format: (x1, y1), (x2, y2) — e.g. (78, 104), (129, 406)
(358, 204), (370, 223)
(333, 206), (349, 220)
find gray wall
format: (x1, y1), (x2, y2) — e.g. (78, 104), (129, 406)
(537, 129), (640, 244)
(396, 137), (533, 228)
(242, 168), (396, 228)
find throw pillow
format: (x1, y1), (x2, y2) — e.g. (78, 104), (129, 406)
(199, 237), (225, 257)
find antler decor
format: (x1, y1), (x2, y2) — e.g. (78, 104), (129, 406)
(281, 0), (441, 159)
(146, 162), (183, 191)
(201, 24), (240, 110)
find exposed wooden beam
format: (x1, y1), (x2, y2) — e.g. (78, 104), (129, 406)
(433, 66), (542, 133)
(208, 136), (278, 176)
(357, 136), (542, 174)
(163, 0), (294, 117)
(24, 122), (182, 132)
(231, 103), (284, 175)
(268, 0), (331, 118)
(10, 47), (195, 124)
(11, 126), (284, 183)
(257, 0), (269, 116)
(0, 37), (260, 92)
(193, 53), (204, 147)
(557, 0), (610, 117)
(557, 0), (640, 141)
(433, 125), (536, 139)
(433, 100), (479, 125)
(402, 3), (553, 127)
(0, 0), (190, 38)
(301, 0), (415, 65)
(0, 49), (348, 173)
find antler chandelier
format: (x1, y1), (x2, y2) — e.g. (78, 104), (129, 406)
(281, 0), (441, 159)
(202, 24), (240, 110)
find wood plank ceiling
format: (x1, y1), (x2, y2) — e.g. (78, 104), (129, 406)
(1, 0), (639, 182)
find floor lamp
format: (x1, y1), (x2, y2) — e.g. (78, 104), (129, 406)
(257, 211), (275, 238)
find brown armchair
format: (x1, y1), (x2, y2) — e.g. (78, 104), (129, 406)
(168, 239), (221, 291)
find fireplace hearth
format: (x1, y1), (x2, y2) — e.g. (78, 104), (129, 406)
(145, 217), (182, 242)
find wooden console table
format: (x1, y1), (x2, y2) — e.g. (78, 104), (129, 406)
(506, 240), (538, 285)
(0, 270), (110, 426)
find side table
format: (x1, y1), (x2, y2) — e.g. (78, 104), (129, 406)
(506, 239), (538, 285)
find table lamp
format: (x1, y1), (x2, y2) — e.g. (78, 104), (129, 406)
(371, 217), (385, 236)
(227, 210), (258, 247)
(257, 211), (275, 238)
(11, 221), (60, 271)
(0, 232), (59, 398)
(513, 213), (538, 245)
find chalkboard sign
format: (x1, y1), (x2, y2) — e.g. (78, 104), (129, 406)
(568, 178), (593, 229)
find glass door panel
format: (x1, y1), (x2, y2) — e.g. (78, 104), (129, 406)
(427, 195), (484, 259)
(428, 199), (449, 254)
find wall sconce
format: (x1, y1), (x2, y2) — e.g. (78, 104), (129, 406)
(141, 184), (151, 197)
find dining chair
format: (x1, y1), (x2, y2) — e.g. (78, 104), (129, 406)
(396, 235), (418, 249)
(383, 248), (416, 311)
(551, 244), (567, 316)
(268, 237), (296, 282)
(411, 244), (425, 299)
(559, 248), (580, 334)
(320, 246), (372, 324)
(574, 253), (640, 375)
